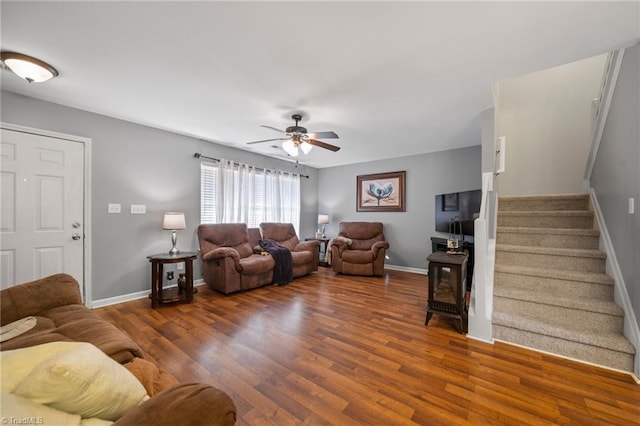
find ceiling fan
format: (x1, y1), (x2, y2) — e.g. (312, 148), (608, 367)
(247, 114), (340, 156)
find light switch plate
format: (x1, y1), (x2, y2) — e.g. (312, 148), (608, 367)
(108, 203), (121, 214)
(629, 198), (635, 215)
(131, 204), (146, 214)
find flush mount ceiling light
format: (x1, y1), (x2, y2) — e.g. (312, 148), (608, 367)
(0, 51), (59, 83)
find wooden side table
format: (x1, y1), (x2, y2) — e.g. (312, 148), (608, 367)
(305, 237), (330, 266)
(147, 251), (198, 308)
(425, 251), (468, 333)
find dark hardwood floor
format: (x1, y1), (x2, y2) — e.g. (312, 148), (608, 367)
(95, 268), (640, 425)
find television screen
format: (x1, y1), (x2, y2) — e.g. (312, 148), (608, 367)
(435, 189), (481, 236)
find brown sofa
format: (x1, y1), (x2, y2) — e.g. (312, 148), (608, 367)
(198, 223), (320, 294)
(0, 273), (237, 425)
(260, 222), (320, 278)
(331, 221), (389, 276)
(198, 223), (276, 294)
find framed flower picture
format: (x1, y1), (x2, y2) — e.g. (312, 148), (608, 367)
(356, 171), (406, 212)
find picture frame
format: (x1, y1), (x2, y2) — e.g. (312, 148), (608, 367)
(442, 193), (459, 211)
(356, 171), (406, 212)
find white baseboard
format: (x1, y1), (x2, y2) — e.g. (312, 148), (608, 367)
(385, 264), (428, 275)
(91, 279), (206, 309)
(590, 188), (640, 378)
(467, 334), (495, 345)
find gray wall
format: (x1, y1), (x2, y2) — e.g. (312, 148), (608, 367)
(497, 54), (606, 196)
(1, 91), (319, 301)
(317, 145), (482, 270)
(591, 43), (640, 328)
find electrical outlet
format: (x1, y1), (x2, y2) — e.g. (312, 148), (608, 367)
(107, 203), (121, 214)
(131, 204), (146, 214)
(176, 262), (184, 271)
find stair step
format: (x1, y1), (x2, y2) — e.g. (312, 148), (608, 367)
(496, 226), (600, 249)
(494, 264), (613, 284)
(494, 292), (623, 333)
(498, 210), (594, 229)
(498, 194), (590, 212)
(493, 311), (635, 372)
(494, 286), (622, 317)
(494, 265), (614, 300)
(493, 310), (633, 353)
(495, 244), (606, 273)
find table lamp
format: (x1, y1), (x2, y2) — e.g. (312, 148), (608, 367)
(163, 212), (186, 255)
(318, 214), (329, 238)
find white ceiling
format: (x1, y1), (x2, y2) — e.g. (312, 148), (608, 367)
(1, 1), (638, 168)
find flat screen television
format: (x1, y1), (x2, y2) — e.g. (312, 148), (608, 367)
(435, 189), (481, 237)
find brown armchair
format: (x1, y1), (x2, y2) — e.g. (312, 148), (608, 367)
(197, 223), (274, 294)
(331, 222), (389, 276)
(259, 223), (320, 277)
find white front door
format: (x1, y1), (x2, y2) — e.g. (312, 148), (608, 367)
(0, 128), (85, 295)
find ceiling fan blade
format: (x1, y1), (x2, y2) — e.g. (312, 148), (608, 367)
(308, 139), (341, 152)
(247, 137), (289, 145)
(260, 125), (286, 133)
(308, 131), (339, 139)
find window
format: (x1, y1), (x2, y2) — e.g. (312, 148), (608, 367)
(201, 159), (301, 232)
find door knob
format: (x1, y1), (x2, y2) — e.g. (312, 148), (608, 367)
(72, 233), (82, 240)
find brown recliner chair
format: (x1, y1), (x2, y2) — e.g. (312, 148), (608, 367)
(331, 222), (389, 276)
(259, 223), (320, 277)
(198, 223), (274, 294)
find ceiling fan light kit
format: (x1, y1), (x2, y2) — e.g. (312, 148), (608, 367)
(247, 114), (341, 156)
(300, 141), (313, 154)
(282, 139), (298, 156)
(0, 51), (59, 83)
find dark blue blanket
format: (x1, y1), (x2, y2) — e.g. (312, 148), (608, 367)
(259, 239), (293, 285)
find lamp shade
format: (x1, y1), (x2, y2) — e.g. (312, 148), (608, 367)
(300, 141), (313, 154)
(282, 140), (298, 156)
(163, 212), (186, 230)
(318, 214), (330, 225)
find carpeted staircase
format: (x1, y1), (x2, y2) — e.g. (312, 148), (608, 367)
(492, 193), (636, 372)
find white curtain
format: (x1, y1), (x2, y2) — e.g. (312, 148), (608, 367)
(201, 159), (300, 232)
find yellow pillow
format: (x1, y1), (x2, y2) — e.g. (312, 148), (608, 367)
(1, 342), (148, 421)
(0, 392), (114, 426)
(1, 340), (74, 392)
(1, 391), (82, 425)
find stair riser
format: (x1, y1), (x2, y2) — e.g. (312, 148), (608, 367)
(496, 232), (599, 249)
(496, 251), (606, 273)
(498, 198), (590, 212)
(498, 214), (593, 229)
(494, 297), (622, 333)
(493, 325), (634, 372)
(495, 272), (614, 300)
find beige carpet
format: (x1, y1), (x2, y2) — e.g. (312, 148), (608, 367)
(492, 194), (635, 372)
